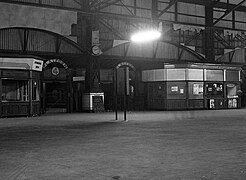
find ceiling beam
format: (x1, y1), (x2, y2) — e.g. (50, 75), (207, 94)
(213, 0), (246, 25)
(158, 0), (178, 18)
(98, 18), (126, 39)
(2, 0), (246, 32)
(176, 0), (246, 12)
(93, 0), (121, 11)
(119, 0), (135, 15)
(2, 0), (246, 13)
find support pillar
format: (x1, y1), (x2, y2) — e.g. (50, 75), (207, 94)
(152, 0), (159, 28)
(0, 75), (2, 117)
(77, 0), (93, 93)
(204, 3), (215, 62)
(67, 69), (73, 113)
(29, 71), (33, 116)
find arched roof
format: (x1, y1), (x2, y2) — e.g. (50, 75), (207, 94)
(0, 27), (86, 55)
(0, 27), (90, 68)
(99, 40), (206, 69)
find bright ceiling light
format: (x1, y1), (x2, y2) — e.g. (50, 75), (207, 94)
(131, 30), (161, 43)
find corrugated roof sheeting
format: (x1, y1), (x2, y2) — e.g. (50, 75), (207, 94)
(27, 30), (56, 52)
(0, 28), (22, 51)
(59, 40), (81, 54)
(0, 27), (84, 55)
(103, 41), (203, 62)
(177, 2), (205, 24)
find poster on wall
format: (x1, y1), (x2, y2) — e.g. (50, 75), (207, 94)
(193, 84), (203, 95)
(171, 86), (178, 92)
(228, 98), (237, 108)
(209, 99), (215, 109)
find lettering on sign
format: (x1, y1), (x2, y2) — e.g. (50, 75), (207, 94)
(43, 59), (68, 69)
(116, 62), (136, 71)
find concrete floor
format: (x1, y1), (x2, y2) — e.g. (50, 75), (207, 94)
(1, 109), (246, 180)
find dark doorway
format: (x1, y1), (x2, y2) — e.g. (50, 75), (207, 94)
(45, 82), (67, 113)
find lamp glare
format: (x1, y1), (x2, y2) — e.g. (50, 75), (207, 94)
(131, 30), (161, 43)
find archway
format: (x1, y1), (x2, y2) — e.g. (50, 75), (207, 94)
(42, 59), (70, 113)
(0, 27), (89, 114)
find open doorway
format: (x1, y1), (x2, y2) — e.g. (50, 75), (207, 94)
(44, 82), (67, 113)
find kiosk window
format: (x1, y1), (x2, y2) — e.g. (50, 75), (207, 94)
(2, 80), (29, 101)
(226, 84), (238, 98)
(206, 83), (223, 96)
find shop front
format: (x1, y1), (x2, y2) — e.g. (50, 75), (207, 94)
(0, 57), (43, 117)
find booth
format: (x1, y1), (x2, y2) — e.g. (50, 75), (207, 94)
(0, 57), (43, 117)
(82, 92), (105, 112)
(142, 62), (241, 110)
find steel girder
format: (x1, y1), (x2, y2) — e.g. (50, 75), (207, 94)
(1, 0), (246, 31)
(213, 0), (246, 25)
(2, 0), (246, 64)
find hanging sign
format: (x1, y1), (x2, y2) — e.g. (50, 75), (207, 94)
(92, 30), (100, 45)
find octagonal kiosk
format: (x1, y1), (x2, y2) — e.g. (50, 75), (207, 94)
(142, 62), (242, 110)
(0, 57), (43, 117)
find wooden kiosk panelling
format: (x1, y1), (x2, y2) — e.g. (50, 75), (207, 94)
(143, 69), (167, 110)
(142, 63), (241, 110)
(146, 82), (166, 110)
(166, 81), (187, 110)
(186, 69), (204, 109)
(0, 58), (43, 117)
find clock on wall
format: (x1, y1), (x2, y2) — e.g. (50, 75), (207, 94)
(91, 45), (102, 56)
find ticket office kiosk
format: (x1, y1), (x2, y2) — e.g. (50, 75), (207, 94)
(142, 63), (241, 110)
(0, 58), (43, 117)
